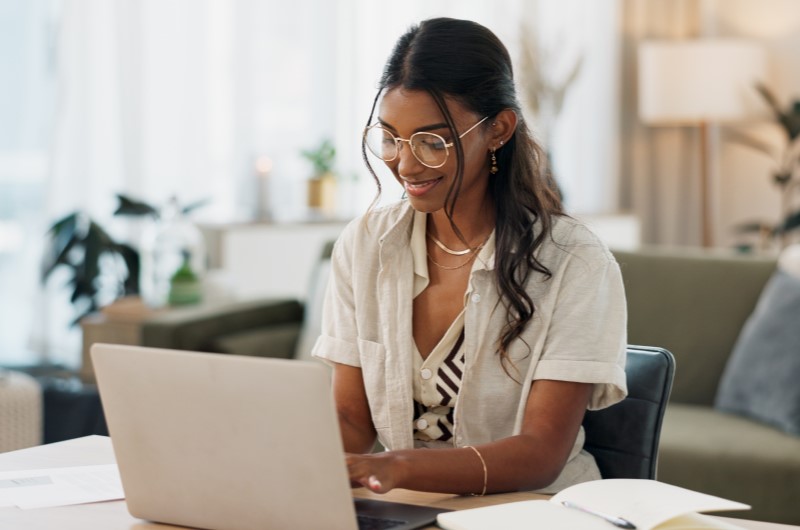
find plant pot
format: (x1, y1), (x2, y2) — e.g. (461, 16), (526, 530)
(307, 171), (337, 215)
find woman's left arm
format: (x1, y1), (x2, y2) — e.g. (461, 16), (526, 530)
(347, 378), (592, 494)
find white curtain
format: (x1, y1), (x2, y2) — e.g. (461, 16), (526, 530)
(618, 0), (704, 245)
(526, 0), (623, 214)
(27, 0), (622, 367)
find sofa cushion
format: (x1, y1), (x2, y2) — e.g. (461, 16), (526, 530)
(612, 249), (775, 406)
(714, 246), (800, 435)
(210, 322), (302, 359)
(659, 403), (800, 525)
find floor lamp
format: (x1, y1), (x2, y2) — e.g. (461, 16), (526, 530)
(638, 40), (766, 247)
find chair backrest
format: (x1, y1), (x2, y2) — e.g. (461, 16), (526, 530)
(582, 345), (675, 480)
(293, 240), (337, 362)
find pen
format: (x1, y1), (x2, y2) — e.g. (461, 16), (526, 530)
(561, 500), (637, 529)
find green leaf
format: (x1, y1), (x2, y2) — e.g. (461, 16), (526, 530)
(774, 171), (792, 186)
(115, 243), (141, 295)
(779, 210), (800, 233)
(84, 222), (115, 254)
(301, 139), (336, 175)
(181, 198), (211, 216)
(42, 213), (77, 268)
(114, 194), (159, 218)
(70, 278), (94, 305)
(755, 83), (800, 141)
(756, 83), (784, 119)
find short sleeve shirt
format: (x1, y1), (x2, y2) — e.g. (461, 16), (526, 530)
(312, 201), (628, 493)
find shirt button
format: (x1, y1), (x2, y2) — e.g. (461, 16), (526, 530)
(420, 368), (433, 380)
(416, 418), (429, 430)
(471, 293), (481, 303)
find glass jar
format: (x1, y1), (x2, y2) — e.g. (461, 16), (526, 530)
(140, 198), (206, 308)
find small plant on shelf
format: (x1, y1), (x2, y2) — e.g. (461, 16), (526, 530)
(301, 138), (337, 214)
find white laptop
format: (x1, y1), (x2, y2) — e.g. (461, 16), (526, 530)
(91, 343), (446, 530)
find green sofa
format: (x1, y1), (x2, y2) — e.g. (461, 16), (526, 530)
(614, 248), (800, 525)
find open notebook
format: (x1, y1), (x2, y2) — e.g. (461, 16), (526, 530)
(437, 479), (750, 530)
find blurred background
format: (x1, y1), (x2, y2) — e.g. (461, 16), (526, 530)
(2, 0), (799, 368)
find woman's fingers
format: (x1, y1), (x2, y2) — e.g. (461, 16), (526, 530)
(345, 453), (395, 493)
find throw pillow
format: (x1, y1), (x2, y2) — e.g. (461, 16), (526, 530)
(714, 245), (800, 435)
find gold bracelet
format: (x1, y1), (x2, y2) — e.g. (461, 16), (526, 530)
(465, 445), (487, 496)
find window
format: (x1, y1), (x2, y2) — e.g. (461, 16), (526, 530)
(0, 1), (59, 365)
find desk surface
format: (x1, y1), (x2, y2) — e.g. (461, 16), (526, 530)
(0, 436), (796, 530)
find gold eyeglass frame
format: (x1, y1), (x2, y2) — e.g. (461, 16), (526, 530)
(364, 115), (489, 169)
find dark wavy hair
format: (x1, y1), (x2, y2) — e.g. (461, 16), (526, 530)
(362, 18), (563, 372)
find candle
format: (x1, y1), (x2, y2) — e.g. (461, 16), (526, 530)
(255, 156), (273, 221)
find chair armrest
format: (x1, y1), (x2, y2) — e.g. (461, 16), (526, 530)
(140, 299), (304, 357)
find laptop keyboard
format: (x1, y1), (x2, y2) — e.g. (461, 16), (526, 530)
(356, 514), (409, 530)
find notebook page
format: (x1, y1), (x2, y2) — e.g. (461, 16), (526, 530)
(550, 479), (750, 530)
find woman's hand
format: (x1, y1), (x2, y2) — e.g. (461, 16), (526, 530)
(346, 452), (408, 493)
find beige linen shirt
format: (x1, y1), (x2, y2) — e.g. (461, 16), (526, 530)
(312, 201), (627, 492)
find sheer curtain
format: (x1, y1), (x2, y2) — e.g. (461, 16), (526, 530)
(529, 0), (623, 214)
(21, 0), (622, 367)
(618, 0), (704, 245)
(35, 0), (246, 365)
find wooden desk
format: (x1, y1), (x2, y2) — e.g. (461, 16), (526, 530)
(0, 436), (796, 530)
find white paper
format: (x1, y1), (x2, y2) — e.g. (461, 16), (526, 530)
(550, 479), (750, 530)
(0, 464), (124, 509)
(437, 479), (751, 530)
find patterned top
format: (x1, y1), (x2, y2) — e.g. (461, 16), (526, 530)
(413, 328), (466, 443)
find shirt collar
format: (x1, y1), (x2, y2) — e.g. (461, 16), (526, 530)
(411, 209), (497, 278)
(472, 230), (496, 272)
(410, 210), (430, 298)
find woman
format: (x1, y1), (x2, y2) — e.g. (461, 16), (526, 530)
(312, 18), (627, 496)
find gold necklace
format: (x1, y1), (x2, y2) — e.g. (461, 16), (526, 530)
(427, 233), (473, 256)
(427, 251), (478, 270)
(427, 231), (492, 256)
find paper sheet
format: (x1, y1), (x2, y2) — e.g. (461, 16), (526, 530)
(0, 464), (123, 509)
(437, 480), (751, 530)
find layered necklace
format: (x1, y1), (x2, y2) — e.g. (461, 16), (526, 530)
(426, 232), (491, 270)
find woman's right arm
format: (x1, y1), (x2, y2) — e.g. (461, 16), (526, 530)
(331, 362), (377, 454)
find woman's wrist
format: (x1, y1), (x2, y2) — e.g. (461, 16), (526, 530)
(385, 451), (412, 489)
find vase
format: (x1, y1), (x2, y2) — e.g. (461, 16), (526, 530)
(140, 199), (207, 308)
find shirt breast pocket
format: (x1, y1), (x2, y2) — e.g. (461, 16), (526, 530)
(357, 338), (390, 431)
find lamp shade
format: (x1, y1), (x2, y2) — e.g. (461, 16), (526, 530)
(638, 40), (768, 125)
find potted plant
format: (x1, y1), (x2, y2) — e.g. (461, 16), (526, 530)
(41, 208), (140, 325)
(41, 194), (207, 323)
(731, 84), (800, 250)
(301, 138), (337, 214)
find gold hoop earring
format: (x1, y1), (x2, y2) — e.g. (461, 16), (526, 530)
(490, 149), (498, 174)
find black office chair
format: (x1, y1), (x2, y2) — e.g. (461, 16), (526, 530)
(582, 345), (675, 480)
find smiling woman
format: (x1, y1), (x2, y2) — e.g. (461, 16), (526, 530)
(311, 17), (628, 497)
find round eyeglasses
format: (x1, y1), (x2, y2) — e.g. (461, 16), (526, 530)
(363, 116), (489, 169)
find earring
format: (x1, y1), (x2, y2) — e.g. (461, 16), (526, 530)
(490, 149), (499, 174)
